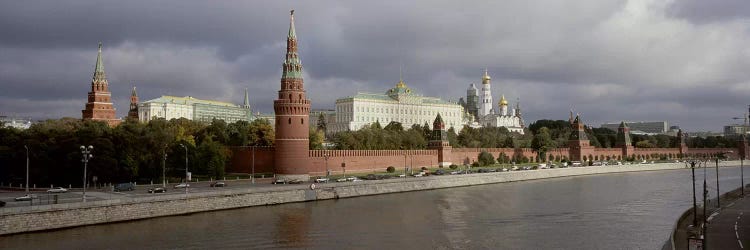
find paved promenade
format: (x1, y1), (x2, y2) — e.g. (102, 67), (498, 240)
(707, 195), (750, 249)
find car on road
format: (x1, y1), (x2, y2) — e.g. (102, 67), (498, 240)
(0, 200), (5, 207)
(15, 194), (35, 201)
(336, 178), (347, 182)
(433, 169), (446, 175)
(148, 187), (166, 193)
(273, 179), (287, 184)
(315, 177), (330, 183)
(114, 183), (135, 192)
(210, 181), (226, 187)
(47, 187), (68, 193)
(288, 179), (304, 184)
(173, 183), (190, 188)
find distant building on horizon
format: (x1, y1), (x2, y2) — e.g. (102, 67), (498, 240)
(601, 121), (668, 135)
(0, 116), (33, 130)
(138, 89), (253, 123)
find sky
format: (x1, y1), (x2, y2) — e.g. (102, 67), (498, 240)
(0, 0), (749, 132)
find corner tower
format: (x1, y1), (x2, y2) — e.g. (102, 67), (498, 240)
(274, 10), (311, 180)
(82, 42), (121, 126)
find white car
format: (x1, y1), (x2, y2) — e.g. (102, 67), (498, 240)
(47, 187), (68, 193)
(15, 194), (35, 201)
(315, 178), (329, 183)
(336, 178), (347, 182)
(173, 183), (190, 188)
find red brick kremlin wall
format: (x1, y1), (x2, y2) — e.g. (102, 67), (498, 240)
(228, 145), (744, 175)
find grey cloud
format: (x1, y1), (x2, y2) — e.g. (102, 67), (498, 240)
(0, 0), (748, 131)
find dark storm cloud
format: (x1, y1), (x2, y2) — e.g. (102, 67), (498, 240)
(667, 0), (750, 24)
(0, 0), (748, 132)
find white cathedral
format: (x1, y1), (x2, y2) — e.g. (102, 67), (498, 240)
(459, 70), (525, 134)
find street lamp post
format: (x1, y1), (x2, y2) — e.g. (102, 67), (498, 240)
(685, 160), (698, 227)
(715, 156), (721, 208)
(180, 144), (188, 195)
(251, 146), (255, 184)
(162, 147), (167, 188)
(80, 145), (93, 202)
(24, 145), (29, 194)
(742, 154), (745, 197)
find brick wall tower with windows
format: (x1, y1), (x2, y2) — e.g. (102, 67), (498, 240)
(428, 113), (453, 167)
(127, 86), (139, 121)
(274, 10), (312, 180)
(616, 121), (634, 158)
(82, 42), (121, 126)
(568, 114), (594, 162)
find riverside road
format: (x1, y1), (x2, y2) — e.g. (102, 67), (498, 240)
(0, 164), (745, 249)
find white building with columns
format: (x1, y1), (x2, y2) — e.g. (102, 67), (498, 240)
(328, 79), (468, 133)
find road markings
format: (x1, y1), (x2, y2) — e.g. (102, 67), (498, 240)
(739, 240), (744, 249)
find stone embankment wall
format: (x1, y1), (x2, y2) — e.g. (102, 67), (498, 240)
(3, 162), (735, 236)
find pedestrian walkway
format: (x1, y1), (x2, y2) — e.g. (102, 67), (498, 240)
(707, 195), (750, 249)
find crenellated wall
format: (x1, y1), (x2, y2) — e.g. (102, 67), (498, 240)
(228, 144), (747, 175)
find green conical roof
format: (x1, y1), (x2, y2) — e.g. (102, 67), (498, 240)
(95, 42), (104, 73)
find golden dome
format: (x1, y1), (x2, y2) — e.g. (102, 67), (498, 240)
(396, 80), (406, 89)
(499, 95), (508, 106)
(482, 69), (491, 82)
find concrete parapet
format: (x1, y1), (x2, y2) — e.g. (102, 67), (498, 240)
(1, 162), (724, 236)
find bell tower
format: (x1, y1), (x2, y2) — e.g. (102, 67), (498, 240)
(274, 10), (312, 180)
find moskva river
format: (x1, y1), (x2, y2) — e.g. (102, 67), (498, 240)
(1, 166), (744, 249)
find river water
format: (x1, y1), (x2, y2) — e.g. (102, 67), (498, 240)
(0, 166), (744, 249)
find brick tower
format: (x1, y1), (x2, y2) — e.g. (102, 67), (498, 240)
(274, 10), (311, 180)
(127, 86), (139, 121)
(615, 121), (634, 158)
(677, 129), (688, 157)
(82, 42), (121, 126)
(568, 114), (594, 162)
(428, 113), (452, 167)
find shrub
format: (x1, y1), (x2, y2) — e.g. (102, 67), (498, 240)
(386, 166), (396, 173)
(471, 162), (480, 168)
(449, 164), (458, 169)
(421, 166), (428, 171)
(478, 151), (496, 166)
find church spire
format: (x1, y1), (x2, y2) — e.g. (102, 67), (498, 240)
(282, 10), (302, 79)
(288, 10), (296, 39)
(243, 88), (250, 109)
(93, 42), (106, 82)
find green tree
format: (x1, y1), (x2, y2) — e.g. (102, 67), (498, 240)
(478, 151), (495, 166)
(531, 127), (555, 162)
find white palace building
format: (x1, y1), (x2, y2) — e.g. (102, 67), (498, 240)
(328, 79), (467, 134)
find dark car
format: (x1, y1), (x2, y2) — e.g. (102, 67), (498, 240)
(288, 179), (303, 184)
(148, 187), (166, 193)
(210, 181), (226, 187)
(0, 200), (6, 207)
(114, 183), (135, 192)
(433, 169), (446, 175)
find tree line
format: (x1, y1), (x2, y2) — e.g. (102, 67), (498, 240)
(0, 118), (275, 186)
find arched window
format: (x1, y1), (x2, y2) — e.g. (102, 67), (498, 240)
(288, 118), (291, 124)
(301, 118), (304, 124)
(289, 94), (292, 100)
(299, 94), (302, 100)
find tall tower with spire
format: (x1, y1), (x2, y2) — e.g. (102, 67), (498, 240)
(479, 69), (493, 116)
(127, 86), (139, 120)
(82, 42), (121, 126)
(243, 88), (251, 109)
(274, 10), (312, 180)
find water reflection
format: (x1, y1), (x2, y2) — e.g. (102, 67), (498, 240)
(0, 166), (744, 249)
